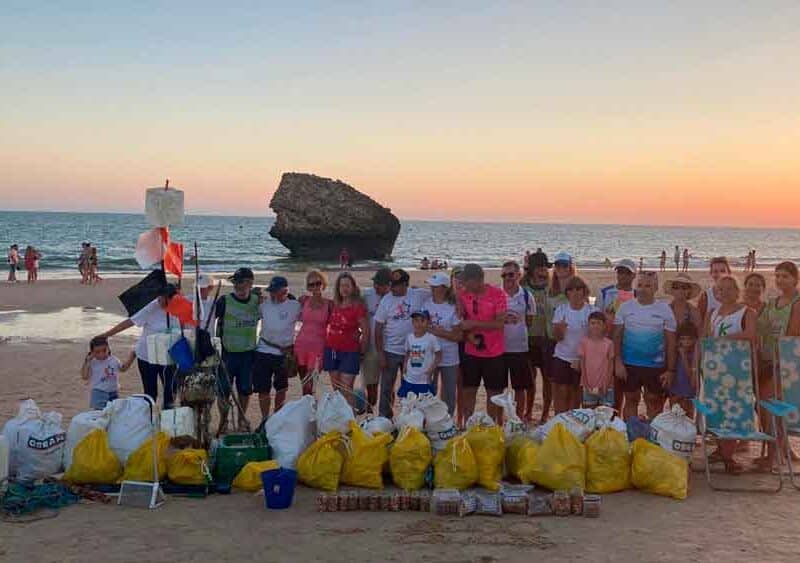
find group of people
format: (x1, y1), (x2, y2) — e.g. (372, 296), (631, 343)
(6, 244), (42, 283)
(78, 242), (101, 284)
(419, 257), (448, 270)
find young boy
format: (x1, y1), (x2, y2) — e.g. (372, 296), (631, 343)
(669, 321), (699, 417)
(578, 311), (615, 408)
(81, 336), (135, 410)
(398, 310), (442, 397)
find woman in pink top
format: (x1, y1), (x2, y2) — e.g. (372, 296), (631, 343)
(294, 270), (332, 395)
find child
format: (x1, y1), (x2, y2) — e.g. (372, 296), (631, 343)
(398, 310), (442, 398)
(81, 336), (134, 409)
(578, 311), (615, 408)
(669, 321), (699, 417)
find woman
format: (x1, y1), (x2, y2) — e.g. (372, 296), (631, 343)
(294, 270), (332, 395)
(7, 244), (19, 283)
(698, 256), (732, 320)
(88, 247), (102, 284)
(665, 273), (703, 334)
(423, 272), (462, 415)
(323, 272), (369, 407)
(704, 276), (757, 474)
(551, 276), (594, 413)
(24, 246), (41, 283)
(97, 284), (180, 408)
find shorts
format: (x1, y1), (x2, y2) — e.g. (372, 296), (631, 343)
(294, 347), (323, 370)
(360, 348), (381, 385)
(621, 364), (667, 395)
(505, 352), (532, 390)
(582, 388), (615, 408)
(550, 357), (581, 386)
(221, 350), (255, 396)
(253, 352), (288, 394)
(527, 336), (549, 370)
(323, 347), (360, 376)
(90, 389), (118, 410)
(461, 354), (506, 391)
(397, 378), (435, 398)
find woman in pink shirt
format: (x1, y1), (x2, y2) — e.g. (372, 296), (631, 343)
(294, 270), (332, 395)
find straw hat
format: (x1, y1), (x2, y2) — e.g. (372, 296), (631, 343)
(663, 273), (702, 300)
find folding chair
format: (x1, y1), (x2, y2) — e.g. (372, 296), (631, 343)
(693, 338), (787, 493)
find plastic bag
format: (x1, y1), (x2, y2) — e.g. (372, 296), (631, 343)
(465, 414), (505, 491)
(145, 186), (184, 227)
(317, 392), (355, 436)
(63, 429), (122, 485)
(534, 409), (596, 443)
(530, 423), (586, 491)
(395, 405), (425, 431)
(419, 395), (457, 453)
(297, 431), (345, 491)
(231, 459), (280, 492)
(120, 431), (171, 482)
(434, 435), (478, 490)
(1, 399), (66, 481)
(265, 395), (316, 469)
(167, 449), (210, 486)
(341, 421), (392, 489)
(107, 395), (157, 465)
(626, 416), (652, 443)
(359, 415), (395, 436)
(505, 434), (539, 484)
(490, 389), (526, 439)
(390, 427), (432, 490)
(585, 428), (631, 493)
(64, 409), (110, 470)
(631, 438), (688, 500)
(649, 404), (696, 460)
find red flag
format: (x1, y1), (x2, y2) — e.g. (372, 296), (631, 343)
(159, 227), (170, 245)
(165, 293), (197, 326)
(163, 242), (184, 277)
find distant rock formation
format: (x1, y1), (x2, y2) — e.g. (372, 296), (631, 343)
(269, 173), (401, 260)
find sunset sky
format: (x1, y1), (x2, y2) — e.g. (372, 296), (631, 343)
(2, 2), (799, 226)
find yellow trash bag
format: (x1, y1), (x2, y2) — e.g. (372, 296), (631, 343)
(341, 421), (392, 489)
(167, 449), (210, 486)
(121, 432), (171, 482)
(585, 428), (631, 493)
(63, 429), (122, 485)
(390, 427), (432, 490)
(434, 434), (478, 490)
(297, 431), (345, 491)
(465, 423), (505, 491)
(505, 434), (539, 484)
(232, 460), (280, 492)
(530, 423), (586, 491)
(631, 438), (688, 500)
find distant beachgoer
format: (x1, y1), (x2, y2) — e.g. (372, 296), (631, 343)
(81, 336), (135, 409)
(638, 257), (644, 273)
(674, 246), (680, 272)
(24, 246), (41, 283)
(524, 250), (531, 270)
(339, 248), (350, 270)
(501, 260), (535, 420)
(421, 257), (430, 270)
(423, 272), (461, 415)
(7, 244), (19, 283)
(682, 248), (689, 272)
(665, 273), (703, 336)
(522, 250), (553, 424)
(744, 251), (752, 273)
(698, 256), (731, 320)
(361, 268), (393, 410)
(603, 258), (612, 270)
(295, 270), (332, 395)
(79, 242), (91, 284)
(751, 249), (757, 272)
(88, 247), (101, 284)
(659, 250), (667, 272)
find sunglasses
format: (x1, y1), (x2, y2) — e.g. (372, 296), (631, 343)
(554, 261), (570, 267)
(501, 272), (517, 279)
(672, 283), (691, 290)
(307, 281), (322, 289)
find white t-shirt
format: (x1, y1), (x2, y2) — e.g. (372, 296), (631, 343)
(404, 332), (441, 385)
(363, 288), (388, 351)
(131, 299), (180, 362)
(423, 299), (460, 367)
(552, 303), (596, 362)
(614, 299), (677, 368)
(89, 356), (122, 393)
(374, 288), (429, 356)
(504, 286), (534, 354)
(192, 295), (218, 331)
(257, 298), (302, 355)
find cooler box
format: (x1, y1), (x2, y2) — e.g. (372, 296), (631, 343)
(213, 433), (271, 488)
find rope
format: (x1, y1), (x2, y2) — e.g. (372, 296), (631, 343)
(1, 482), (80, 521)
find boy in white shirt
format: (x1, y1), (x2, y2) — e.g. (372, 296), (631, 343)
(398, 310), (442, 398)
(81, 336), (135, 409)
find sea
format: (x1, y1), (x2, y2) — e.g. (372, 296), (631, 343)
(2, 210), (799, 277)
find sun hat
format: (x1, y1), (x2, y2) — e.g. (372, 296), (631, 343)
(427, 272), (451, 287)
(553, 251), (573, 265)
(615, 259), (637, 274)
(266, 276), (289, 293)
(663, 273), (702, 300)
(196, 273), (215, 289)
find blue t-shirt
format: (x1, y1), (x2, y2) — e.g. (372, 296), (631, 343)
(614, 300), (677, 367)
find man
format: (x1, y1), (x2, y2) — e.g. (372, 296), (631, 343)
(361, 268), (392, 409)
(458, 263), (507, 422)
(613, 271), (677, 420)
(253, 276), (300, 419)
(501, 260), (535, 421)
(674, 246), (680, 273)
(215, 267), (260, 426)
(374, 268), (428, 417)
(521, 250), (551, 423)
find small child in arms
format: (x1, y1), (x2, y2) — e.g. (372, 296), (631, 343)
(578, 311), (615, 408)
(398, 310), (442, 397)
(81, 336), (135, 409)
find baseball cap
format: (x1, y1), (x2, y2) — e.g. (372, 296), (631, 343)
(461, 263), (484, 281)
(553, 251), (573, 265)
(372, 267), (393, 285)
(615, 259), (637, 273)
(390, 269), (410, 285)
(528, 250), (551, 269)
(229, 267), (254, 283)
(410, 309), (430, 321)
(426, 272), (451, 287)
(196, 273), (215, 289)
(266, 276), (289, 292)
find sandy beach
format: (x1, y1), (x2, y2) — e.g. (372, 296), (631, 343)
(2, 269), (799, 563)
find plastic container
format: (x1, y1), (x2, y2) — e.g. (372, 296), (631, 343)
(213, 433), (271, 487)
(0, 435), (9, 494)
(160, 407), (196, 439)
(261, 468), (297, 510)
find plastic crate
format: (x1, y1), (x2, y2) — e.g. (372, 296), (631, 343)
(213, 433), (271, 487)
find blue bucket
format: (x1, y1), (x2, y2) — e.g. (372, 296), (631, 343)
(261, 468), (297, 510)
(169, 336), (194, 371)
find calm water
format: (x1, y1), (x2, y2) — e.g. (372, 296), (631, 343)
(1, 211), (798, 275)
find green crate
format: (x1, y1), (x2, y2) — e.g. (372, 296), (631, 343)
(213, 433), (271, 486)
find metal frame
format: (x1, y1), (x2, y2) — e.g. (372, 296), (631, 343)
(765, 337), (800, 490)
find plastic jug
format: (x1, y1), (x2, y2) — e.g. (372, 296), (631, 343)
(0, 435), (9, 493)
